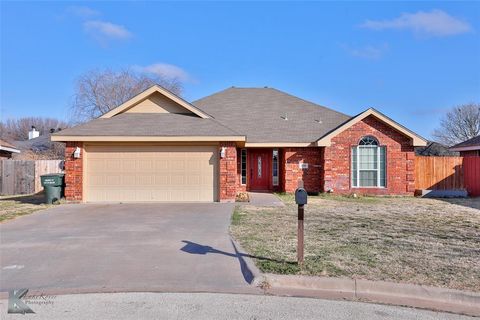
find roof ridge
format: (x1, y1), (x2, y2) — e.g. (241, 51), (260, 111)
(268, 87), (351, 118)
(191, 87), (234, 105)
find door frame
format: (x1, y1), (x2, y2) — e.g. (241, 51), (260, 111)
(247, 148), (272, 192)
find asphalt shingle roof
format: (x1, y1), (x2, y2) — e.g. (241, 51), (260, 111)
(0, 139), (18, 150)
(53, 113), (242, 137)
(54, 87), (352, 143)
(192, 87), (351, 143)
(451, 135), (480, 149)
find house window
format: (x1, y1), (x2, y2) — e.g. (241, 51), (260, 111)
(272, 149), (279, 186)
(352, 136), (386, 188)
(241, 149), (247, 185)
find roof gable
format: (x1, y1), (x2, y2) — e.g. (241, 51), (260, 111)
(101, 85), (211, 119)
(317, 108), (427, 147)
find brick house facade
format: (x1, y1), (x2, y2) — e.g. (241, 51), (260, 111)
(57, 86), (427, 203)
(62, 116), (421, 202)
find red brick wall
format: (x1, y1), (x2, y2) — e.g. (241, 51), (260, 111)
(460, 150), (480, 157)
(219, 142), (237, 201)
(283, 148), (322, 193)
(323, 115), (415, 195)
(64, 142), (83, 201)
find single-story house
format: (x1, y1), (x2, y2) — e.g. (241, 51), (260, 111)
(0, 139), (20, 159)
(52, 85), (427, 202)
(450, 136), (480, 157)
(415, 141), (459, 157)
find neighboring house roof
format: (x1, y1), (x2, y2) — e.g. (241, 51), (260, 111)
(14, 132), (61, 152)
(450, 135), (480, 152)
(415, 141), (459, 156)
(0, 139), (20, 153)
(316, 108), (427, 147)
(192, 87), (351, 145)
(52, 113), (244, 142)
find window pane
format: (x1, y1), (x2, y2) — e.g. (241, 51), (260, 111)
(272, 149), (279, 186)
(359, 171), (377, 187)
(359, 147), (377, 170)
(257, 156), (262, 178)
(351, 147), (357, 187)
(241, 149), (247, 185)
(380, 147), (386, 187)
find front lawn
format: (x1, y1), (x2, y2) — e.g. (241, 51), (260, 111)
(231, 194), (480, 291)
(0, 193), (52, 222)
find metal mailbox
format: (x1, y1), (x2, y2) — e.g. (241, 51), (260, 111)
(295, 187), (308, 205)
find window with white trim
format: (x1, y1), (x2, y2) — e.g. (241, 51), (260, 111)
(241, 149), (247, 185)
(272, 149), (279, 186)
(352, 136), (386, 187)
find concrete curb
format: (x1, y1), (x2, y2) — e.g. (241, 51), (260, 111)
(263, 274), (480, 317)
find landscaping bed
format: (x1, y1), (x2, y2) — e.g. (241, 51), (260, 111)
(230, 194), (480, 291)
(0, 193), (52, 222)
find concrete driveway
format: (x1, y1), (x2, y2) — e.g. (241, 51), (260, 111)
(0, 203), (260, 294)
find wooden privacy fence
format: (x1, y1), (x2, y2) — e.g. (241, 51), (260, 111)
(463, 157), (480, 197)
(415, 156), (480, 196)
(0, 160), (64, 196)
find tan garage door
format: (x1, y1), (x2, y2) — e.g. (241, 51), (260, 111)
(85, 145), (218, 202)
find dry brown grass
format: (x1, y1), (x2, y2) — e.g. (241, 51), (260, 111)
(0, 193), (52, 222)
(231, 195), (480, 291)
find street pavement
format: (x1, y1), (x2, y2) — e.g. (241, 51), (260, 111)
(0, 292), (471, 320)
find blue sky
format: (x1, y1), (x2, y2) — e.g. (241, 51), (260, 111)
(1, 1), (479, 139)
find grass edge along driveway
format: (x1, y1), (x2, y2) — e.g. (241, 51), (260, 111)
(0, 193), (53, 222)
(230, 193), (480, 292)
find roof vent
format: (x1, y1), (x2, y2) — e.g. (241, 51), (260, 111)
(315, 119), (322, 124)
(281, 114), (288, 121)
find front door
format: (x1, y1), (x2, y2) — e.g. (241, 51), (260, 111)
(249, 149), (271, 191)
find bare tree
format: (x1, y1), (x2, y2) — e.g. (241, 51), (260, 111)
(70, 68), (183, 123)
(0, 117), (68, 141)
(432, 103), (480, 146)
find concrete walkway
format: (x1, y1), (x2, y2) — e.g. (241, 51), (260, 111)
(247, 192), (285, 207)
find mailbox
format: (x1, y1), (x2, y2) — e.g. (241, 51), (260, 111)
(295, 188), (308, 205)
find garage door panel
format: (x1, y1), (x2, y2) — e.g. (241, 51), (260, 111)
(85, 145), (218, 202)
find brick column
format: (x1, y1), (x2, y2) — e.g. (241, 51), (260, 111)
(219, 142), (237, 202)
(64, 142), (83, 202)
(406, 150), (415, 193)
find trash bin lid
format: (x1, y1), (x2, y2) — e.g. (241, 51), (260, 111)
(41, 173), (65, 177)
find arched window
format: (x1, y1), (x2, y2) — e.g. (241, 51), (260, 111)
(352, 136), (386, 188)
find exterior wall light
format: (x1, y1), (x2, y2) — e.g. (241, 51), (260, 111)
(73, 147), (81, 159)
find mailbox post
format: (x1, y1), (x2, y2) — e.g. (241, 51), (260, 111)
(295, 187), (307, 265)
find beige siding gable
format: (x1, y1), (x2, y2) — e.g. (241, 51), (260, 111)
(100, 85), (210, 119)
(123, 92), (194, 115)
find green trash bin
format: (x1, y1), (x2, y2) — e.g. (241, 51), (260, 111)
(40, 173), (65, 204)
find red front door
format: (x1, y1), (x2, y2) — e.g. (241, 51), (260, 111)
(249, 149), (271, 191)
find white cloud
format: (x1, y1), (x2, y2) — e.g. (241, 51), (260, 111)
(360, 9), (472, 37)
(66, 6), (100, 19)
(342, 43), (389, 60)
(135, 63), (191, 81)
(84, 20), (132, 43)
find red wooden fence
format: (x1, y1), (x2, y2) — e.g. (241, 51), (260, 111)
(463, 157), (480, 196)
(415, 156), (480, 197)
